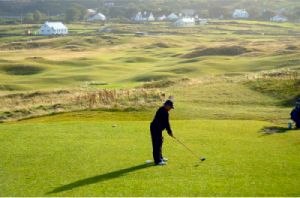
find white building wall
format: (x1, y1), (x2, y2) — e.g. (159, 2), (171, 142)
(39, 22), (68, 35)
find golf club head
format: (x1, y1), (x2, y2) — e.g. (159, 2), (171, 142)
(194, 157), (206, 167)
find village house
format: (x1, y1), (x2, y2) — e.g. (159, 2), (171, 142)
(270, 15), (288, 22)
(134, 11), (155, 22)
(148, 12), (155, 21)
(167, 13), (179, 21)
(87, 13), (106, 22)
(86, 9), (96, 17)
(232, 9), (249, 19)
(104, 1), (115, 7)
(195, 18), (208, 25)
(174, 17), (195, 27)
(39, 21), (68, 36)
(157, 15), (167, 21)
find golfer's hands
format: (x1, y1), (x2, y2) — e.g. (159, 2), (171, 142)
(168, 130), (174, 138)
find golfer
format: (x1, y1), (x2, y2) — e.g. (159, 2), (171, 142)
(150, 100), (174, 166)
(291, 98), (300, 129)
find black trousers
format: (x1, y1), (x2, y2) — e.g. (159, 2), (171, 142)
(293, 118), (300, 128)
(150, 125), (163, 164)
(296, 120), (300, 129)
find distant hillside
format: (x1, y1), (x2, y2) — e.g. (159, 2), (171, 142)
(0, 0), (300, 22)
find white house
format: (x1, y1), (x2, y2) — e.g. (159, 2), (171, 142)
(167, 13), (179, 21)
(134, 11), (155, 22)
(134, 12), (142, 21)
(157, 15), (167, 21)
(195, 18), (208, 25)
(232, 9), (249, 19)
(174, 17), (195, 27)
(270, 15), (288, 22)
(104, 1), (115, 7)
(148, 12), (155, 21)
(86, 9), (96, 16)
(39, 21), (68, 36)
(87, 13), (106, 22)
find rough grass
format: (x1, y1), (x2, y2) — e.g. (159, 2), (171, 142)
(0, 35), (123, 51)
(0, 84), (25, 91)
(245, 78), (300, 107)
(0, 88), (166, 122)
(141, 78), (190, 88)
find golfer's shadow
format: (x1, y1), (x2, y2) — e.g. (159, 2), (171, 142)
(46, 163), (152, 194)
(260, 126), (289, 136)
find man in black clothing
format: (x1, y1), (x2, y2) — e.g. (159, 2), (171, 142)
(291, 98), (300, 129)
(150, 100), (174, 166)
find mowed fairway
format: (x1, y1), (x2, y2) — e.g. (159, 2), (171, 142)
(0, 115), (300, 196)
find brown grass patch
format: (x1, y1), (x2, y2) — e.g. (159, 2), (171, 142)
(0, 88), (166, 122)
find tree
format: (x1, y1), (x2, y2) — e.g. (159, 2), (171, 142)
(261, 10), (276, 21)
(33, 10), (44, 23)
(24, 12), (34, 24)
(124, 7), (139, 19)
(71, 3), (86, 20)
(208, 4), (226, 18)
(65, 7), (81, 22)
(97, 7), (110, 17)
(291, 6), (300, 21)
(199, 9), (209, 18)
(247, 7), (261, 19)
(108, 7), (126, 19)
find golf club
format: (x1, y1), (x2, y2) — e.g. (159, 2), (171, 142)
(173, 136), (206, 162)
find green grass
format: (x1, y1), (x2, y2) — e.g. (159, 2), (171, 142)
(0, 117), (300, 196)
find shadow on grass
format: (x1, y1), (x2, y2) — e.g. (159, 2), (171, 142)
(46, 163), (152, 195)
(260, 126), (290, 136)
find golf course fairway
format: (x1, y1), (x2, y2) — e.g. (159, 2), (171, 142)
(1, 114), (299, 196)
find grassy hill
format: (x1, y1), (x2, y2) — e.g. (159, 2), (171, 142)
(0, 21), (300, 92)
(0, 20), (299, 122)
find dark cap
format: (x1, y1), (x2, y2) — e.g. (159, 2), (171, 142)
(164, 100), (174, 109)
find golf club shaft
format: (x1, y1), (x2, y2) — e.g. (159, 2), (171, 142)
(173, 137), (198, 158)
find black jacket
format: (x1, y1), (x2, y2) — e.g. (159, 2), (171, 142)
(151, 106), (172, 133)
